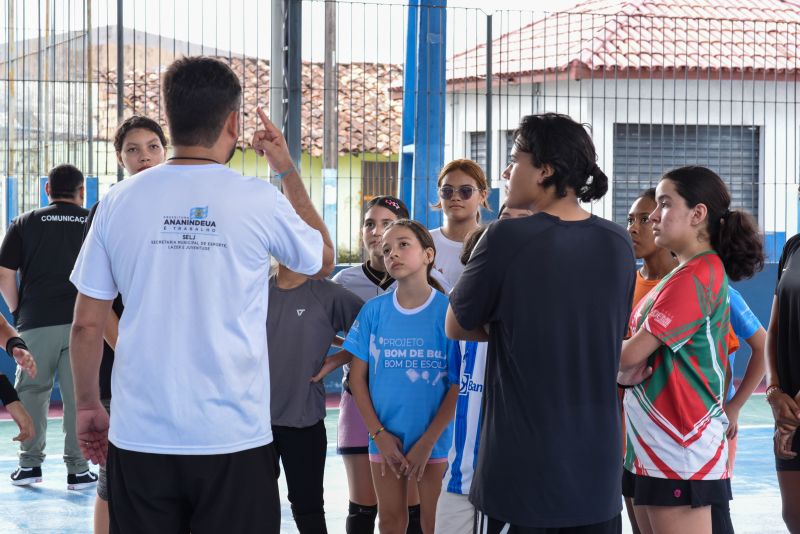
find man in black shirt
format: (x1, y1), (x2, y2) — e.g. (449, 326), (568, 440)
(446, 114), (635, 533)
(0, 164), (96, 489)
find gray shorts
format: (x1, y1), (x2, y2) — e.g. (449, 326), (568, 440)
(97, 399), (111, 501)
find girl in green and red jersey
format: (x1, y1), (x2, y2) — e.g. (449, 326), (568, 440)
(618, 166), (764, 534)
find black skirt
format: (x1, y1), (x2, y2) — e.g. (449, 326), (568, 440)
(622, 469), (732, 508)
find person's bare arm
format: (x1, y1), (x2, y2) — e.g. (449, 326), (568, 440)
(765, 296), (800, 432)
(0, 266), (19, 312)
(103, 312), (120, 351)
(310, 349), (352, 383)
(70, 293), (113, 465)
(445, 306), (488, 342)
(349, 357), (408, 478)
(617, 328), (662, 386)
(404, 384), (458, 481)
(725, 327), (766, 439)
(251, 107), (334, 278)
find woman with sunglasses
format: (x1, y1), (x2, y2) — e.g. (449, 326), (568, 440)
(430, 160), (490, 289)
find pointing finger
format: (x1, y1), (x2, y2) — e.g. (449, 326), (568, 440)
(256, 106), (271, 129)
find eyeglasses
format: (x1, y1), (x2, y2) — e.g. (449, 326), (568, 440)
(439, 185), (481, 200)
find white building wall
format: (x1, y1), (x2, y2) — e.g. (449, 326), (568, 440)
(446, 77), (800, 240)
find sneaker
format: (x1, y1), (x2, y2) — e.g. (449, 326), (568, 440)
(10, 466), (42, 486)
(67, 470), (98, 490)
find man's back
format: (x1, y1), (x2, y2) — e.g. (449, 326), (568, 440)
(450, 212), (635, 528)
(72, 164), (323, 455)
(0, 202), (89, 331)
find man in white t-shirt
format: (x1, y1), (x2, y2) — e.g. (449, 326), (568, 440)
(69, 56), (334, 534)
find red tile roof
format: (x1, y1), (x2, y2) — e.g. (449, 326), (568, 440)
(448, 0), (800, 84)
(97, 57), (404, 156)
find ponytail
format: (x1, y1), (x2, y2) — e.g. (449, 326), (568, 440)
(712, 209), (764, 281)
(428, 273), (445, 294)
(514, 113), (608, 203)
(663, 166), (765, 281)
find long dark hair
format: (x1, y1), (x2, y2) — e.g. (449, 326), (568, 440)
(661, 166), (764, 281)
(383, 219), (445, 293)
(460, 225), (486, 266)
(514, 113), (608, 203)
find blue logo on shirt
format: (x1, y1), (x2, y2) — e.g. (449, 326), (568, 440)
(189, 206), (208, 220)
(459, 373), (483, 396)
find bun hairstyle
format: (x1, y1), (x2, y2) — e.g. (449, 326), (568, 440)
(383, 219), (445, 293)
(363, 195), (410, 221)
(460, 225), (486, 266)
(433, 159), (491, 221)
(661, 166), (764, 281)
(513, 113), (608, 203)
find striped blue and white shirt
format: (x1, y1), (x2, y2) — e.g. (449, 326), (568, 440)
(443, 340), (487, 495)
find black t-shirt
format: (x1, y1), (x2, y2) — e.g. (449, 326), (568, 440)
(775, 235), (800, 398)
(0, 202), (90, 331)
(449, 212), (635, 528)
(84, 202), (125, 400)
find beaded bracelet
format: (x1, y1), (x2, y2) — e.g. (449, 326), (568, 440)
(369, 426), (385, 441)
(765, 384), (782, 402)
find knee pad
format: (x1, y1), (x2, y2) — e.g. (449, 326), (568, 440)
(346, 501), (377, 534)
(293, 510), (328, 534)
(406, 504), (422, 534)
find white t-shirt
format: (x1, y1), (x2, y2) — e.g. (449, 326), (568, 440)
(70, 164), (323, 455)
(430, 227), (465, 290)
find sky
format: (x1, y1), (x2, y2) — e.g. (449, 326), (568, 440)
(5, 0), (587, 63)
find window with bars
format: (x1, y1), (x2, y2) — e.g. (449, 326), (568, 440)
(361, 160), (398, 203)
(612, 124), (760, 226)
(469, 132), (487, 171)
(505, 130), (516, 169)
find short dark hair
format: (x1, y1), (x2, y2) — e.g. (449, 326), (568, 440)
(661, 166), (764, 281)
(48, 164), (84, 199)
(513, 113), (608, 203)
(161, 56), (242, 147)
(638, 187), (656, 202)
(113, 115), (167, 153)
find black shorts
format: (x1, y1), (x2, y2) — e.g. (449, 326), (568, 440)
(621, 469), (732, 508)
(776, 430), (800, 471)
(476, 512), (622, 534)
(107, 442), (280, 534)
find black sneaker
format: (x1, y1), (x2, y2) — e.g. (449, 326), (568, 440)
(10, 466), (42, 486)
(67, 470), (98, 490)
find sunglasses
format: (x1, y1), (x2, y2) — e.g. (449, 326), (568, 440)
(439, 185), (481, 200)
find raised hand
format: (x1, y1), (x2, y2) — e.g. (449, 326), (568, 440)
(251, 106), (295, 175)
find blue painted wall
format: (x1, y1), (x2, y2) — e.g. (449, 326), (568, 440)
(729, 263), (776, 382)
